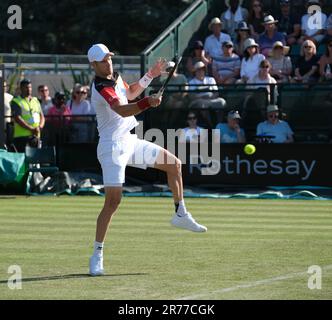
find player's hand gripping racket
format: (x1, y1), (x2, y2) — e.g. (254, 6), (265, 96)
(154, 56), (182, 99)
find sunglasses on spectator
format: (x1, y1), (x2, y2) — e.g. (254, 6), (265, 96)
(76, 91), (87, 94)
(225, 45), (233, 48)
(187, 116), (196, 120)
(268, 113), (278, 118)
(253, 4), (261, 7)
(304, 46), (313, 49)
(260, 65), (270, 69)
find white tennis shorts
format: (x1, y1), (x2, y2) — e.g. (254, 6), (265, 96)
(97, 134), (163, 187)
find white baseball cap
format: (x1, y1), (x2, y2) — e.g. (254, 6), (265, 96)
(87, 44), (114, 63)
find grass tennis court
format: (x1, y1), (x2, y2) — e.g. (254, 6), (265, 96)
(0, 196), (331, 300)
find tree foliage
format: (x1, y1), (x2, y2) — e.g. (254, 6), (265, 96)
(0, 0), (193, 54)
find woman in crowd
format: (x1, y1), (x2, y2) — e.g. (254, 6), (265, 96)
(248, 0), (266, 40)
(292, 40), (319, 83)
(239, 38), (265, 83)
(319, 38), (332, 82)
(268, 41), (292, 83)
(234, 21), (251, 57)
(186, 40), (211, 79)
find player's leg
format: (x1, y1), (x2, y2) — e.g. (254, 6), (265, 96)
(154, 148), (207, 232)
(90, 186), (122, 276)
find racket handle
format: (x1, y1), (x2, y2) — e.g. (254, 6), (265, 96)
(154, 90), (163, 99)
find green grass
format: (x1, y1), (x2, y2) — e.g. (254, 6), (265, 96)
(0, 196), (332, 300)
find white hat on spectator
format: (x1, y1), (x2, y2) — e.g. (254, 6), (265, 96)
(267, 105), (279, 113)
(227, 110), (241, 120)
(88, 44), (114, 63)
(263, 15), (278, 25)
(209, 17), (222, 30)
(243, 38), (259, 51)
(194, 61), (206, 71)
(271, 41), (290, 55)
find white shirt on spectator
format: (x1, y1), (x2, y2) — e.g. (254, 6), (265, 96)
(204, 33), (232, 59)
(4, 93), (13, 124)
(188, 76), (219, 98)
(301, 12), (327, 36)
(240, 54), (265, 80)
(180, 127), (205, 143)
(256, 120), (293, 143)
(67, 99), (95, 115)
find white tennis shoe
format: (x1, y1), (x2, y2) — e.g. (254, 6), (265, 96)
(171, 212), (207, 232)
(89, 255), (104, 276)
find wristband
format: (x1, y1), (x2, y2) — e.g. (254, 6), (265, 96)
(137, 97), (151, 110)
(138, 73), (153, 88)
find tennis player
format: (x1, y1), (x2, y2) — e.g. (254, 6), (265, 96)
(88, 44), (207, 276)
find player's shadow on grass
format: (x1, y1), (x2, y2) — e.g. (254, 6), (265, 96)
(0, 273), (148, 284)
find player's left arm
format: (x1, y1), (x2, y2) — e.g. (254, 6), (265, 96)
(126, 59), (166, 101)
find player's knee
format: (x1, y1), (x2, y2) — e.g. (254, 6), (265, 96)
(173, 157), (182, 175)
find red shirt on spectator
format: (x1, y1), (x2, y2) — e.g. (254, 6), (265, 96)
(47, 105), (72, 127)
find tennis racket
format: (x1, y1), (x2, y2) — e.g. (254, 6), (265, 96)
(154, 56), (182, 99)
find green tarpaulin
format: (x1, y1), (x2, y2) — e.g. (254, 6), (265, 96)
(0, 150), (27, 185)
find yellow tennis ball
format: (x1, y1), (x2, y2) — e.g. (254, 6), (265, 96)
(244, 144), (256, 155)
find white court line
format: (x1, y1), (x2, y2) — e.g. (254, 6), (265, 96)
(177, 265), (332, 300)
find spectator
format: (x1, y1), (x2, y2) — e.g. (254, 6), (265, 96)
(67, 83), (95, 143)
(215, 110), (246, 143)
(47, 92), (72, 128)
(258, 15), (286, 57)
(188, 61), (227, 126)
(256, 104), (294, 143)
(220, 0), (249, 41)
(204, 17), (232, 60)
(326, 13), (332, 43)
(268, 41), (292, 83)
(319, 38), (332, 82)
(11, 79), (45, 152)
(38, 85), (53, 115)
(179, 112), (207, 143)
(248, 0), (266, 40)
(239, 38), (265, 83)
(234, 21), (251, 57)
(67, 83), (94, 116)
(3, 81), (13, 127)
(186, 40), (211, 79)
(247, 60), (278, 103)
(277, 0), (301, 45)
(212, 40), (241, 84)
(292, 40), (319, 83)
(298, 0), (327, 45)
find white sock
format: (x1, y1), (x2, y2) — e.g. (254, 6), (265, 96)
(176, 199), (187, 217)
(93, 241), (104, 257)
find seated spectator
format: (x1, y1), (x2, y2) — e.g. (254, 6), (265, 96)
(325, 13), (332, 43)
(298, 0), (327, 45)
(247, 60), (278, 103)
(38, 85), (53, 115)
(220, 0), (249, 41)
(47, 92), (72, 128)
(248, 0), (266, 40)
(268, 41), (292, 83)
(292, 40), (319, 83)
(258, 15), (286, 57)
(186, 40), (211, 79)
(277, 0), (301, 45)
(212, 40), (241, 84)
(256, 104), (294, 143)
(188, 61), (227, 126)
(204, 17), (232, 60)
(67, 83), (95, 142)
(239, 38), (265, 83)
(234, 21), (251, 57)
(319, 38), (332, 81)
(179, 112), (207, 143)
(214, 110), (246, 143)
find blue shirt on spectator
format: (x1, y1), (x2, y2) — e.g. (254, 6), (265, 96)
(256, 120), (293, 143)
(258, 31), (286, 56)
(216, 123), (245, 143)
